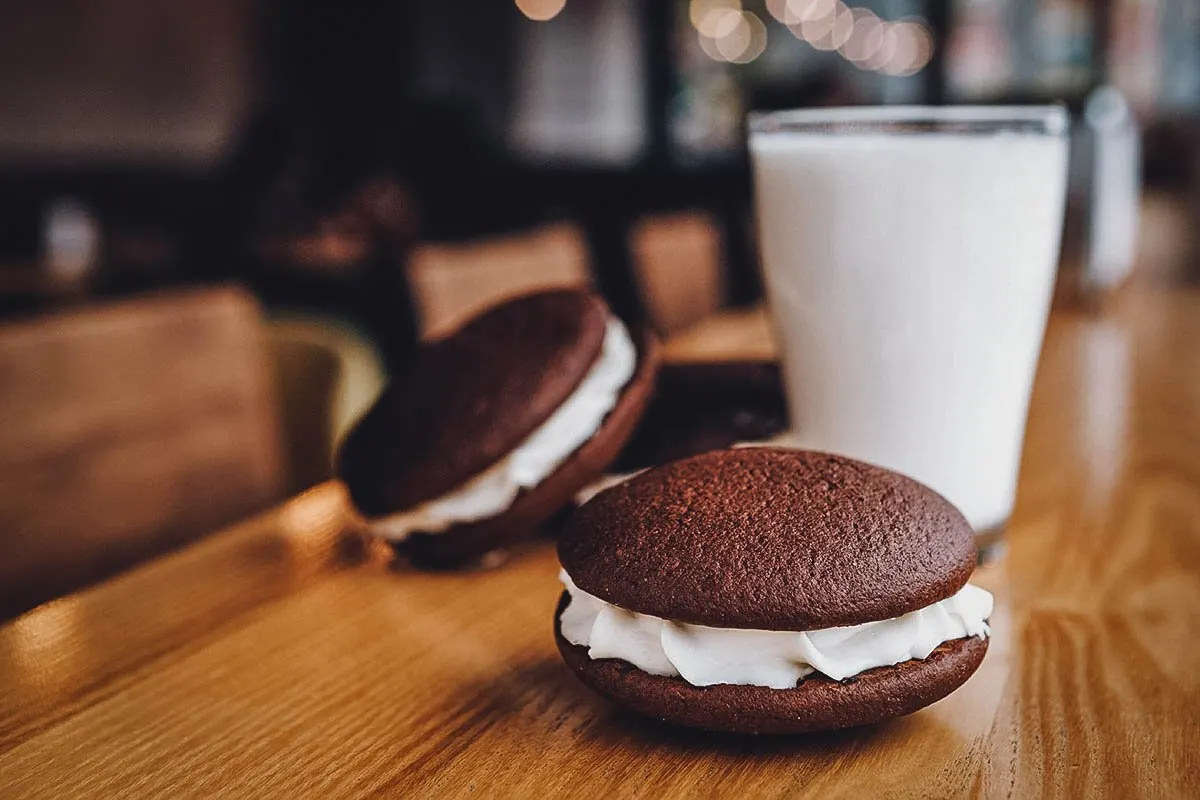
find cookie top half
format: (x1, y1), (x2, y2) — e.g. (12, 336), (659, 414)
(557, 447), (977, 630)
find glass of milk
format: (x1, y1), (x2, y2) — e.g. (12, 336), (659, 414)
(748, 106), (1069, 553)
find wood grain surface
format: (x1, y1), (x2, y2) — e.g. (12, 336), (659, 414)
(2, 288), (1199, 798)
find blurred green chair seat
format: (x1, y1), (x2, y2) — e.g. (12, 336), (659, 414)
(267, 314), (386, 495)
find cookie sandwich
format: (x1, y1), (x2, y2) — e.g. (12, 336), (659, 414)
(555, 447), (993, 734)
(339, 289), (658, 566)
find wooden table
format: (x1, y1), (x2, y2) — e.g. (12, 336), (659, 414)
(3, 288), (1199, 798)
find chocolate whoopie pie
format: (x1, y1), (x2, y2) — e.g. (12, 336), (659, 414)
(338, 289), (658, 567)
(554, 447), (993, 735)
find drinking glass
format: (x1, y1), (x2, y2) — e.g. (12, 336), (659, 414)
(748, 106), (1069, 554)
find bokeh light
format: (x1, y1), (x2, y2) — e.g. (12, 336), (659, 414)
(863, 20), (899, 71)
(796, 10), (836, 49)
(706, 7), (746, 40)
(840, 9), (882, 65)
(697, 5), (768, 65)
(691, 0), (742, 36)
(715, 12), (753, 60)
(883, 20), (933, 76)
(698, 28), (727, 62)
(905, 22), (936, 75)
(776, 1), (933, 76)
(727, 12), (768, 64)
(765, 0), (790, 23)
(514, 0), (567, 22)
(790, 0), (837, 23)
(828, 4), (855, 50)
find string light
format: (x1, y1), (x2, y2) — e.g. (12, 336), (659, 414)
(701, 0), (933, 75)
(775, 1), (933, 76)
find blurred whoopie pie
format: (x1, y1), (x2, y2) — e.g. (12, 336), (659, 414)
(338, 289), (658, 567)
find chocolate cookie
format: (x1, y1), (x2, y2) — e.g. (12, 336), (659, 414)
(338, 289), (659, 566)
(554, 447), (991, 734)
(559, 448), (977, 630)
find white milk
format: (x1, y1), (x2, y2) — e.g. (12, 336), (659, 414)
(750, 122), (1067, 532)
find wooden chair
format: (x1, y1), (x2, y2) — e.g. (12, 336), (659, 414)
(628, 212), (726, 336)
(406, 221), (592, 338)
(0, 286), (284, 619)
(267, 314), (386, 494)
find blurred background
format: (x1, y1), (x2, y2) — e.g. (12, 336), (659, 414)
(1, 0), (1198, 616)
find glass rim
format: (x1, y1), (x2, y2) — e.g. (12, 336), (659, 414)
(748, 105), (1069, 137)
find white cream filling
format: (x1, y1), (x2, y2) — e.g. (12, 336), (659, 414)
(559, 570), (992, 688)
(372, 317), (637, 540)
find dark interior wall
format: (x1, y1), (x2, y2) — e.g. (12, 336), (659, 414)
(251, 0), (535, 239)
(0, 0), (254, 168)
(411, 0), (517, 139)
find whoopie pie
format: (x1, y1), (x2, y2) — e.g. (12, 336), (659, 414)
(339, 289), (659, 567)
(555, 447), (993, 735)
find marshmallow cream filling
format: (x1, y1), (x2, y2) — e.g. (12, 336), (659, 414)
(559, 570), (993, 688)
(372, 317), (637, 540)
